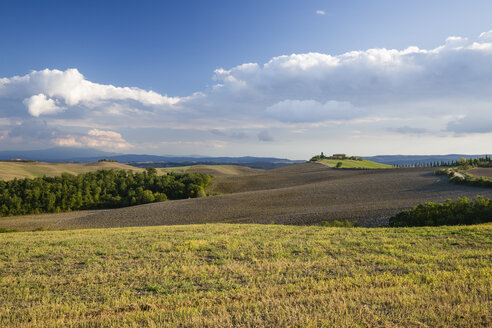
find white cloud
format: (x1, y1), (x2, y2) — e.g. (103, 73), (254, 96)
(23, 93), (65, 117)
(0, 68), (180, 117)
(54, 129), (131, 150)
(2, 30), (492, 156)
(316, 10), (325, 15)
(479, 30), (492, 42)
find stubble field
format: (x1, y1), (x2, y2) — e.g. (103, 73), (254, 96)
(0, 223), (490, 327)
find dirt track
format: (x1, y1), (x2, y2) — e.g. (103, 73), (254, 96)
(2, 163), (492, 230)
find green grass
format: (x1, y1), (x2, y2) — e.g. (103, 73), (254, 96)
(157, 166), (194, 174)
(158, 164), (261, 177)
(318, 158), (394, 169)
(0, 223), (490, 327)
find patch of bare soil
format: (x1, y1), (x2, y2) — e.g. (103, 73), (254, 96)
(468, 167), (492, 178)
(3, 163), (492, 230)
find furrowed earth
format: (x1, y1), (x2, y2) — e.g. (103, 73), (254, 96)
(2, 162), (492, 231)
(468, 167), (492, 178)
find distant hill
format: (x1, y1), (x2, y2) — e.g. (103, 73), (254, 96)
(363, 154), (492, 166)
(0, 161), (143, 180)
(0, 147), (303, 169)
(0, 147), (116, 162)
(2, 147), (489, 168)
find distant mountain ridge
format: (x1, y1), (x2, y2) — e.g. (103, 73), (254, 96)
(0, 147), (116, 162)
(0, 147), (303, 169)
(0, 147), (490, 168)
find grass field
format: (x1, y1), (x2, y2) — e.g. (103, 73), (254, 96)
(158, 164), (262, 177)
(318, 159), (394, 169)
(0, 223), (490, 327)
(0, 161), (143, 180)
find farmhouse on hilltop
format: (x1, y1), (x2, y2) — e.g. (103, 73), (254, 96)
(332, 154), (347, 159)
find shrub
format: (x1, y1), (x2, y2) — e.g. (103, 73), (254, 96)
(336, 162), (343, 168)
(389, 196), (492, 227)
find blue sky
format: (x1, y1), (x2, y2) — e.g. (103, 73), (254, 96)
(1, 1), (492, 159)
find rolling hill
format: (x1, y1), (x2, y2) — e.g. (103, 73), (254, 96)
(2, 163), (492, 231)
(158, 164), (263, 177)
(317, 158), (393, 169)
(0, 161), (143, 180)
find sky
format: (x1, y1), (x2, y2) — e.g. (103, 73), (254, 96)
(1, 0), (492, 159)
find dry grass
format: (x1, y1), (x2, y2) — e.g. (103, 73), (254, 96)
(2, 163), (492, 231)
(158, 164), (262, 177)
(0, 223), (490, 327)
(318, 159), (394, 169)
(0, 161), (143, 180)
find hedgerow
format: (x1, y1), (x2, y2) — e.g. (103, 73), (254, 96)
(389, 196), (492, 226)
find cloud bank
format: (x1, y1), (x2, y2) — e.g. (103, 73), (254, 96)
(1, 30), (492, 156)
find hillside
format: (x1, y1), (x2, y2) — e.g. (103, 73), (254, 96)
(468, 167), (492, 178)
(318, 158), (393, 169)
(0, 161), (143, 180)
(0, 223), (489, 327)
(3, 163), (492, 231)
(159, 164), (263, 177)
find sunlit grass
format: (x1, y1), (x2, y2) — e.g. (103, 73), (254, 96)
(319, 159), (394, 169)
(0, 161), (143, 180)
(0, 223), (490, 327)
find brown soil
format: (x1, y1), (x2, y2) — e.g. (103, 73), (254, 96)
(468, 167), (492, 178)
(2, 163), (492, 230)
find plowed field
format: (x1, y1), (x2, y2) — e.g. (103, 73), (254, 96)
(2, 163), (492, 230)
(468, 167), (492, 178)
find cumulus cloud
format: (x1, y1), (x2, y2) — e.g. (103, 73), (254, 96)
(3, 118), (131, 150)
(0, 68), (179, 117)
(208, 31), (492, 113)
(23, 93), (65, 116)
(316, 10), (325, 15)
(2, 30), (492, 155)
(54, 129), (131, 150)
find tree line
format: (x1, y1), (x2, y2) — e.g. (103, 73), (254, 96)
(309, 152), (363, 162)
(394, 156), (492, 168)
(389, 196), (492, 227)
(0, 168), (210, 217)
